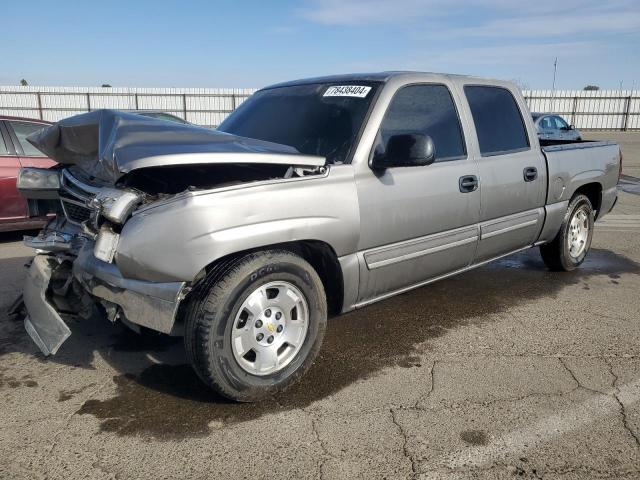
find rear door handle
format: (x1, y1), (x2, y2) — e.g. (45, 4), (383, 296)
(459, 175), (478, 193)
(523, 167), (538, 182)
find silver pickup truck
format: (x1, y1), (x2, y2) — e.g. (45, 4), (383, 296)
(18, 72), (621, 401)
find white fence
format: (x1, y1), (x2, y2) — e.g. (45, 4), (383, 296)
(522, 90), (639, 131)
(1, 86), (638, 130)
(0, 86), (256, 127)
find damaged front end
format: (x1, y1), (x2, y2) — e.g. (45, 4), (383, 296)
(19, 168), (188, 356)
(18, 109), (327, 356)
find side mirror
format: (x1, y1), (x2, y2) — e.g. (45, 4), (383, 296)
(569, 124), (575, 130)
(372, 133), (435, 170)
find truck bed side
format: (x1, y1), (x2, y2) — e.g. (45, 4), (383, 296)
(541, 141), (620, 216)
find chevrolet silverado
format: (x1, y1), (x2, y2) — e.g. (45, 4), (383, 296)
(18, 72), (621, 401)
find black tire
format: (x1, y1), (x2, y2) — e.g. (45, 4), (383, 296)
(183, 250), (327, 402)
(540, 194), (594, 271)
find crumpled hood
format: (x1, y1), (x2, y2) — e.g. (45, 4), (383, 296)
(27, 109), (325, 184)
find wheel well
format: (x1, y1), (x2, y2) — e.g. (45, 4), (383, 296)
(573, 182), (602, 218)
(195, 240), (344, 317)
(284, 240), (344, 317)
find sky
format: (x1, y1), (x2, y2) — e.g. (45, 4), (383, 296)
(2, 0), (639, 90)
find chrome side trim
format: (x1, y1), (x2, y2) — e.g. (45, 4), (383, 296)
(354, 244), (532, 309)
(480, 209), (542, 240)
(363, 225), (478, 270)
(367, 235), (478, 270)
(481, 219), (539, 240)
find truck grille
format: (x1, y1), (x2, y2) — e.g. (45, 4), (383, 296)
(59, 170), (100, 225)
(60, 198), (93, 224)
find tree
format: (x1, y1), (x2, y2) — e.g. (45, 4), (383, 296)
(19, 79), (28, 86)
(583, 85), (600, 91)
(101, 84), (112, 88)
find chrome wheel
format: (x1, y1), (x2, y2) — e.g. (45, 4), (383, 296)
(567, 207), (590, 258)
(231, 281), (309, 376)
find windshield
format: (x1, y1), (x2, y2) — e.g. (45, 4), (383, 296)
(218, 82), (379, 164)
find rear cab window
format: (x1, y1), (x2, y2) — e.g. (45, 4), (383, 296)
(464, 86), (529, 156)
(377, 84), (466, 162)
(7, 121), (48, 157)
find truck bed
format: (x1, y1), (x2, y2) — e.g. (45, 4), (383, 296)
(541, 140), (620, 215)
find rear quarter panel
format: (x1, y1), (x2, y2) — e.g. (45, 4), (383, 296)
(543, 142), (620, 206)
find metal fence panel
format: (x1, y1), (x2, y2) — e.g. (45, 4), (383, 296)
(522, 89), (639, 131)
(0, 86), (257, 127)
(0, 86), (637, 130)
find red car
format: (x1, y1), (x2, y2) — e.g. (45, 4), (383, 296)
(0, 115), (55, 232)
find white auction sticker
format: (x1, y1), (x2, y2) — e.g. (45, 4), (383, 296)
(323, 85), (371, 98)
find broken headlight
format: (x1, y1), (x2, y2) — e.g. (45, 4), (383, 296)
(89, 188), (142, 224)
(17, 168), (61, 198)
(94, 224), (119, 263)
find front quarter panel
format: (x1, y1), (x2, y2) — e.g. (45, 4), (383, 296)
(116, 165), (360, 282)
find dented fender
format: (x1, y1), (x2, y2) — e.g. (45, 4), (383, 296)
(114, 164), (361, 282)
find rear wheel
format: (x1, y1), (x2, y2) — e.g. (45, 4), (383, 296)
(183, 250), (327, 402)
(540, 194), (594, 271)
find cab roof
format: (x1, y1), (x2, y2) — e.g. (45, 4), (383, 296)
(263, 71), (500, 90)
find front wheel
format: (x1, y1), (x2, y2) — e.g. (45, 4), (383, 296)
(540, 194), (594, 271)
(183, 250), (327, 402)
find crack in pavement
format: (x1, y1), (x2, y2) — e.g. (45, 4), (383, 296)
(558, 357), (610, 396)
(390, 408), (417, 479)
(309, 415), (332, 480)
(410, 358), (435, 410)
(46, 379), (114, 478)
(412, 358), (582, 410)
(419, 461), (640, 478)
(606, 359), (640, 448)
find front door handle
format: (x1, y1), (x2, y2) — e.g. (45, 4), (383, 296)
(523, 167), (538, 182)
(459, 175), (478, 193)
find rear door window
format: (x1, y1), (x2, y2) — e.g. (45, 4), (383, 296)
(7, 121), (48, 156)
(539, 116), (554, 130)
(378, 84), (466, 162)
(464, 86), (529, 156)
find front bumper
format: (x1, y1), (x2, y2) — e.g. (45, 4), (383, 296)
(23, 255), (71, 355)
(73, 242), (186, 334)
(23, 243), (186, 356)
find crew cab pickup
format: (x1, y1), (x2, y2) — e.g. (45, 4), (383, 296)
(18, 72), (621, 401)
